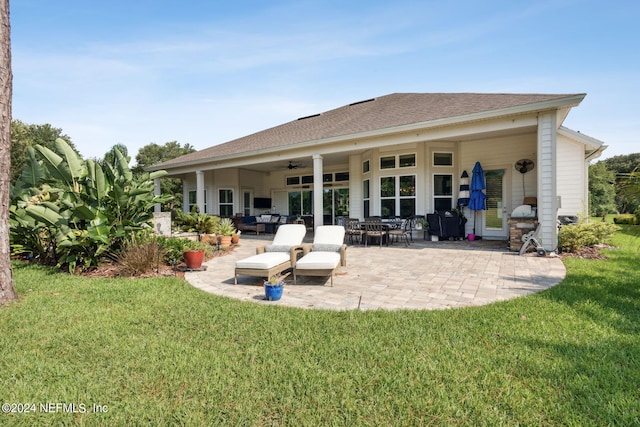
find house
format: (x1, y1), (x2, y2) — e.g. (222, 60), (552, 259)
(148, 93), (606, 251)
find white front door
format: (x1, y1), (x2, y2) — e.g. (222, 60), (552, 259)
(482, 168), (509, 240)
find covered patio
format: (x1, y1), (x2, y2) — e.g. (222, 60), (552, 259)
(186, 235), (566, 311)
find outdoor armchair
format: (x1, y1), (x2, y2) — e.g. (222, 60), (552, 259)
(234, 224), (306, 284)
(294, 225), (346, 286)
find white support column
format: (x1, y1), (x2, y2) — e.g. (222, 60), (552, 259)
(312, 154), (324, 229)
(537, 112), (558, 251)
(196, 170), (205, 213)
(153, 177), (161, 213)
(349, 154), (362, 219)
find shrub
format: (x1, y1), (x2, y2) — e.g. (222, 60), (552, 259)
(613, 214), (637, 225)
(118, 240), (165, 277)
(174, 211), (220, 234)
(558, 221), (619, 253)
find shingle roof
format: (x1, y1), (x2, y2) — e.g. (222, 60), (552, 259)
(153, 92), (582, 169)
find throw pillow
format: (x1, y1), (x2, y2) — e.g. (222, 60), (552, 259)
(312, 243), (342, 253)
(265, 245), (292, 253)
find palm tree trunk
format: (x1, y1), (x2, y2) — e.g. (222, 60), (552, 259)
(0, 0), (16, 304)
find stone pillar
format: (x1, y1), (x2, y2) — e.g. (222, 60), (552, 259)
(153, 212), (172, 236)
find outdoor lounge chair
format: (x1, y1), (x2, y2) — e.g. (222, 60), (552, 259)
(294, 225), (346, 286)
(234, 224), (306, 284)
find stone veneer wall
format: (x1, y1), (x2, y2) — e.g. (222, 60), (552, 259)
(508, 218), (538, 252)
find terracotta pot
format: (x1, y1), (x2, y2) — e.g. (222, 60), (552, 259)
(200, 234), (217, 245)
(218, 235), (232, 248)
(231, 234), (240, 244)
(183, 250), (205, 269)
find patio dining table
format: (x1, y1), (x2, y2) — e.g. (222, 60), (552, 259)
(357, 220), (403, 246)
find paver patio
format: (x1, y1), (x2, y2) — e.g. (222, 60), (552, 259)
(186, 234), (566, 311)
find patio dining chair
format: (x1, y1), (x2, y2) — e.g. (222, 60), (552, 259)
(294, 225), (346, 286)
(345, 218), (364, 245)
(234, 224), (306, 284)
(363, 221), (388, 247)
(388, 218), (411, 246)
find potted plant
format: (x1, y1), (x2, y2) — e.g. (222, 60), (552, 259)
(264, 272), (289, 301)
(215, 218), (236, 248)
(231, 230), (241, 244)
(182, 239), (207, 269)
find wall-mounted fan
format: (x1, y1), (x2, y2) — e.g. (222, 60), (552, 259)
(515, 159), (535, 199)
(515, 159), (534, 174)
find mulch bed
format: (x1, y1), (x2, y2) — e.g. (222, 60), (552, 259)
(81, 244), (238, 279)
(558, 244), (613, 260)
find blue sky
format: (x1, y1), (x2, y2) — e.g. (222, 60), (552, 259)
(11, 0), (639, 161)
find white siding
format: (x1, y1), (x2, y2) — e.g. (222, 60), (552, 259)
(556, 135), (587, 217)
(537, 113), (558, 251)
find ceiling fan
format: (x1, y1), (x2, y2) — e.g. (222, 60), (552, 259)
(285, 161), (304, 170)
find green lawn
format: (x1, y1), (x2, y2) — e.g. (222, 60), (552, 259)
(1, 227), (639, 426)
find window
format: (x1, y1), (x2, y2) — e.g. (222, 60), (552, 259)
(380, 156), (396, 169)
(399, 154), (416, 168)
(433, 152), (453, 166)
(380, 175), (416, 218)
(288, 191), (313, 216)
(219, 189), (233, 217)
(433, 174), (453, 211)
(380, 154), (416, 170)
(363, 179), (370, 218)
(363, 160), (370, 174)
(242, 191), (251, 216)
(335, 172), (349, 182)
(287, 172), (349, 185)
(188, 190), (207, 213)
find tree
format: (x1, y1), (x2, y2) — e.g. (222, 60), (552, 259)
(10, 120), (75, 182)
(0, 0), (16, 303)
(597, 153), (640, 213)
(588, 162), (617, 218)
(602, 153), (640, 175)
(100, 143), (129, 170)
(617, 169), (640, 219)
(133, 141), (196, 211)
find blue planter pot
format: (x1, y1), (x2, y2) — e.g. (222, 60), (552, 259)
(264, 283), (284, 301)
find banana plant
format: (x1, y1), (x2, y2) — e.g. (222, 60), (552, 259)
(10, 139), (172, 273)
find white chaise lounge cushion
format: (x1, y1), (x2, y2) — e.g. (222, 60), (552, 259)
(312, 225), (345, 245)
(296, 252), (341, 270)
(235, 252), (290, 270)
(271, 224), (307, 247)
